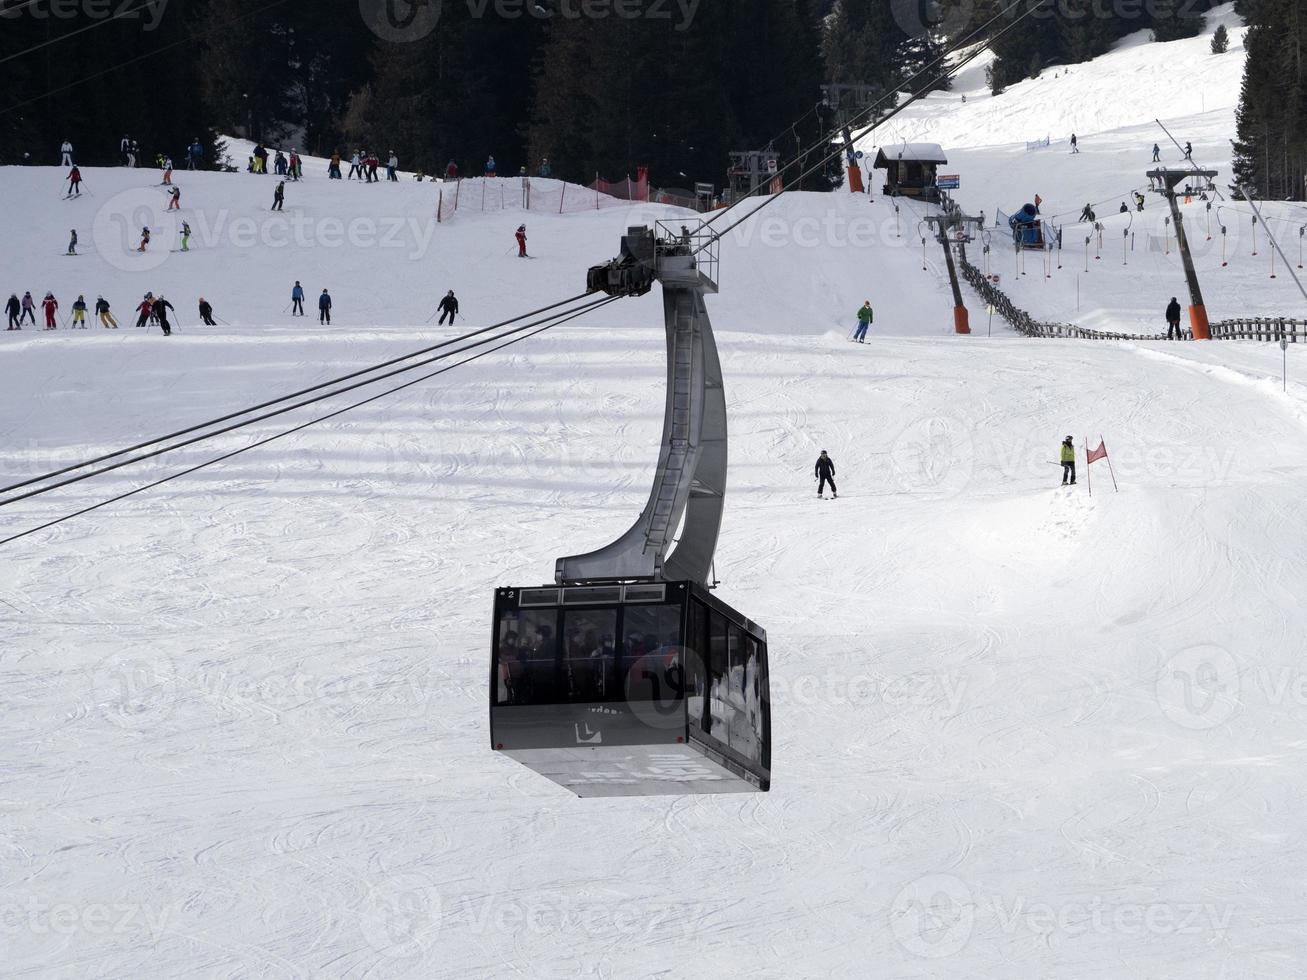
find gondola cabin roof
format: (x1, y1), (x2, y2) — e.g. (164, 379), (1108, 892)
(873, 143), (948, 167)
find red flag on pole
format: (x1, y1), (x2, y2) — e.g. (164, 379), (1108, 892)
(1085, 436), (1118, 492)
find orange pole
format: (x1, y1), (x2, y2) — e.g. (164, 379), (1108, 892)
(954, 306), (971, 335)
(847, 166), (864, 194)
(1189, 304), (1210, 340)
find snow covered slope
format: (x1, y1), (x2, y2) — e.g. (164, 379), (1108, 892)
(862, 3), (1307, 333)
(4, 154), (965, 338)
(5, 322), (1307, 977)
(8, 6), (1307, 977)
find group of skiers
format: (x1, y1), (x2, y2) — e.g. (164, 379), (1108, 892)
(289, 282), (334, 323)
(4, 290), (215, 334)
(248, 144), (305, 180)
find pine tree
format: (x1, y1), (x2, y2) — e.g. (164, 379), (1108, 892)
(1211, 24), (1230, 54)
(1150, 0), (1205, 42)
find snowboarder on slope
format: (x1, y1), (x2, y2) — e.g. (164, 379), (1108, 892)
(198, 297), (216, 326)
(854, 301), (873, 342)
(291, 281), (305, 316)
(319, 288), (332, 325)
(67, 229), (78, 255)
(1165, 297), (1183, 340)
(437, 290), (459, 325)
(5, 293), (20, 330)
(516, 224), (528, 257)
(66, 166), (82, 197)
(152, 294), (175, 335)
(815, 451), (837, 498)
(1061, 437), (1076, 486)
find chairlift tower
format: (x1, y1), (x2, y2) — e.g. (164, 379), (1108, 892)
(1148, 167), (1218, 339)
(822, 84), (880, 194)
(727, 149), (781, 203)
(924, 200), (985, 334)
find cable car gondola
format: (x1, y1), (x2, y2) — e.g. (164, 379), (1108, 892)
(490, 581), (770, 797)
(489, 223), (772, 797)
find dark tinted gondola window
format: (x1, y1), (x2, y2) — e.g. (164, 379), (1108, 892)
(685, 600), (708, 730)
(495, 609), (559, 706)
(561, 609), (618, 703)
(621, 604), (683, 703)
(707, 612), (727, 740)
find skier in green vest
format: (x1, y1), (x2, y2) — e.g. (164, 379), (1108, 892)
(1061, 436), (1076, 486)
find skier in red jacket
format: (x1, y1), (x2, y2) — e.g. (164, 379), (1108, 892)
(42, 292), (59, 329)
(135, 295), (154, 328)
(515, 224), (528, 258)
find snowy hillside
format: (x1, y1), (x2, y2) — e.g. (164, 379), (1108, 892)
(863, 3), (1307, 334)
(8, 6), (1307, 978)
(3, 154), (964, 339)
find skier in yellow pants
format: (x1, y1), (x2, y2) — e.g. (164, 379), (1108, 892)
(95, 296), (118, 328)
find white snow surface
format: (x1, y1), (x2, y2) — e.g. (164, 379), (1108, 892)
(7, 5), (1307, 976)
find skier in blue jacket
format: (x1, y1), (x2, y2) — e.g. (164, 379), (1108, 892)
(291, 281), (304, 316)
(318, 288), (332, 325)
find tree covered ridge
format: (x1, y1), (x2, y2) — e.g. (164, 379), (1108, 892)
(0, 0), (826, 190)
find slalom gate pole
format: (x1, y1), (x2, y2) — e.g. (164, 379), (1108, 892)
(1103, 436), (1118, 492)
(1085, 437), (1092, 497)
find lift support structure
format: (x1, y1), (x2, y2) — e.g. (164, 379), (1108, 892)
(558, 223), (725, 587)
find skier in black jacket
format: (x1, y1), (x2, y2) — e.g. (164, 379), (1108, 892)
(198, 297), (216, 325)
(152, 295), (175, 336)
(5, 293), (20, 330)
(815, 451), (837, 499)
(1165, 297), (1183, 340)
(437, 290), (459, 325)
